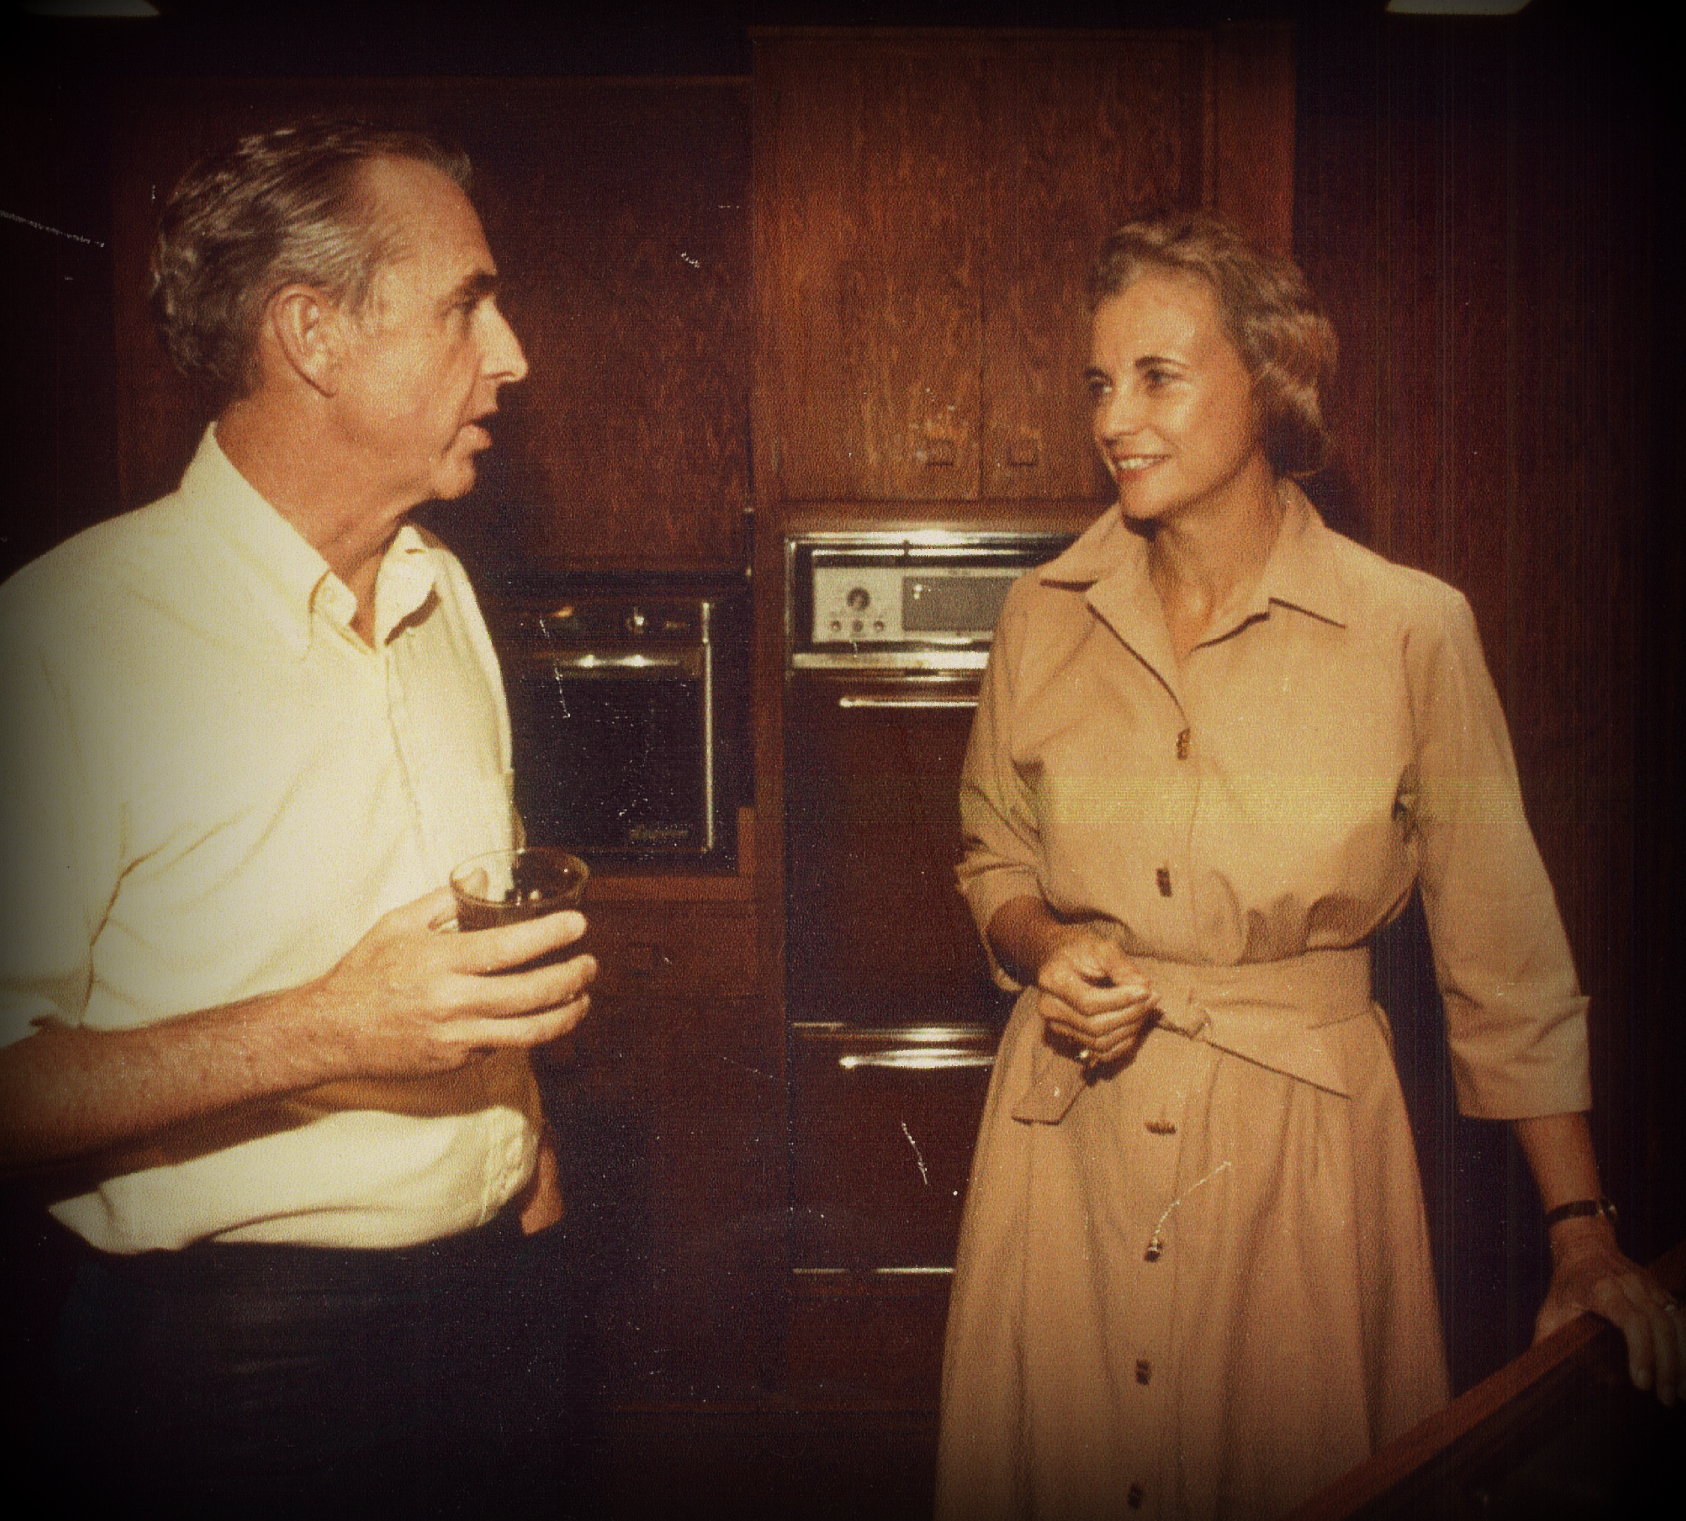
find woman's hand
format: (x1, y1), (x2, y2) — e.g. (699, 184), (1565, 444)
(1035, 928), (1161, 1067)
(1536, 1216), (1682, 1406)
(1515, 1112), (1681, 1404)
(985, 896), (1159, 1067)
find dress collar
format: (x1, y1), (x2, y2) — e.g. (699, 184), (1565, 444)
(1036, 481), (1349, 691)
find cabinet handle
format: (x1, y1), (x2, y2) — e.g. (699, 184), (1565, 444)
(837, 694), (978, 711)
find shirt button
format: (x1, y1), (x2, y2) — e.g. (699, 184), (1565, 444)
(1136, 1358), (1153, 1385)
(1176, 727), (1191, 760)
(1156, 866), (1172, 897)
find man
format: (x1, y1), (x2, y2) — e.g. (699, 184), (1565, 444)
(0, 120), (594, 1514)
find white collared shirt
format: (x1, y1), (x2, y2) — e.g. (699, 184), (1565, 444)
(0, 429), (542, 1252)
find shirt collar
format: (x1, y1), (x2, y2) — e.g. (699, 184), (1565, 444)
(174, 427), (439, 658)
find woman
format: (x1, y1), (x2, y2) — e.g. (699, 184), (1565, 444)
(935, 212), (1681, 1521)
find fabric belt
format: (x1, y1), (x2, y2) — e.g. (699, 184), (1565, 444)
(1011, 945), (1374, 1124)
(79, 1206), (526, 1294)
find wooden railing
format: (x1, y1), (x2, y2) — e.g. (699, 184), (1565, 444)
(1287, 1239), (1686, 1520)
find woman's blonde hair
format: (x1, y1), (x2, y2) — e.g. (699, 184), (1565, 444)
(1089, 211), (1336, 478)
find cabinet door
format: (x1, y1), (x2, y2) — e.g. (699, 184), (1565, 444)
(754, 36), (986, 502)
(546, 901), (781, 1402)
(978, 35), (1209, 501)
(755, 29), (1294, 514)
(110, 79), (750, 573)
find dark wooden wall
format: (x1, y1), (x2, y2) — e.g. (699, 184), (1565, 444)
(1295, 8), (1681, 1391)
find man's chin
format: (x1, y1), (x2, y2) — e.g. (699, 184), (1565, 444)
(431, 457), (480, 503)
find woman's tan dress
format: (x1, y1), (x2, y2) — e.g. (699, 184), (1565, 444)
(936, 488), (1591, 1521)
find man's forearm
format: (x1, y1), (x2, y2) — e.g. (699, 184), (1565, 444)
(0, 889), (595, 1172)
(0, 983), (345, 1170)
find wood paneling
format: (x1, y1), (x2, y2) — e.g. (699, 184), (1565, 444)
(1295, 12), (1676, 1388)
(549, 899), (782, 1402)
(109, 78), (751, 573)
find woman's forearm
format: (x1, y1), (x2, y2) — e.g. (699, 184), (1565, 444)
(1513, 1111), (1604, 1213)
(986, 895), (1080, 986)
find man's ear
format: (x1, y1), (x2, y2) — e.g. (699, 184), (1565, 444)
(265, 285), (347, 397)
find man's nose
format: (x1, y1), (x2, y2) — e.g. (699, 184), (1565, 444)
(483, 303), (529, 384)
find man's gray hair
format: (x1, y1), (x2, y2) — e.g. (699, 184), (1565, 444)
(149, 118), (472, 411)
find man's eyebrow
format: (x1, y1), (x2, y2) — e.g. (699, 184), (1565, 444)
(1134, 353), (1184, 370)
(439, 269), (500, 313)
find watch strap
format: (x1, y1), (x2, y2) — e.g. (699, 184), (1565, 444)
(1543, 1196), (1617, 1229)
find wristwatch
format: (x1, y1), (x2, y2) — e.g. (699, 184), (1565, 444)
(1543, 1196), (1618, 1229)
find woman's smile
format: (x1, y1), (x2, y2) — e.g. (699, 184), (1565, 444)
(1086, 270), (1272, 529)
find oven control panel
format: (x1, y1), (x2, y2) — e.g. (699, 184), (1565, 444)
(809, 564), (1020, 644)
(789, 531), (1075, 669)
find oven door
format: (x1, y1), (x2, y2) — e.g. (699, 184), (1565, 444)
(783, 670), (1010, 1272)
(504, 644), (717, 861)
(783, 671), (1004, 1029)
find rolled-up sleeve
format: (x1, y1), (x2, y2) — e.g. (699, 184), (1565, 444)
(1409, 585), (1591, 1119)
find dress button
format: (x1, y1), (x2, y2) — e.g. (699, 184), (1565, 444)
(1128, 1483), (1146, 1508)
(1176, 727), (1191, 760)
(1156, 867), (1172, 897)
(1136, 1358), (1153, 1385)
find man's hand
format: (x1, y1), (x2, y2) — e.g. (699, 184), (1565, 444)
(308, 885), (594, 1077)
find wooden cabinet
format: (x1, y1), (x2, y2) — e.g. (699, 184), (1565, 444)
(544, 863), (782, 1404)
(109, 78), (751, 573)
(752, 27), (1294, 511)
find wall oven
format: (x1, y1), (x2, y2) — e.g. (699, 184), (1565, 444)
(783, 530), (1073, 1306)
(488, 585), (748, 871)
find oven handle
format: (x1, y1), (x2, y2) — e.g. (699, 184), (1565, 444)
(511, 650), (701, 675)
(836, 694), (978, 711)
(837, 1049), (997, 1071)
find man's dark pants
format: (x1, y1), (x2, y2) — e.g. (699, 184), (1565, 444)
(47, 1211), (573, 1519)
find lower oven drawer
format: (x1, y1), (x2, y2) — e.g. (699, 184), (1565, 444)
(789, 1023), (998, 1271)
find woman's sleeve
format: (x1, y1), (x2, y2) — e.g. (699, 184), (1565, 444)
(956, 587), (1045, 991)
(1409, 584), (1591, 1120)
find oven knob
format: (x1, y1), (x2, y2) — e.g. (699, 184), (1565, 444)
(829, 618), (842, 633)
(846, 587), (871, 612)
(625, 607), (648, 636)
